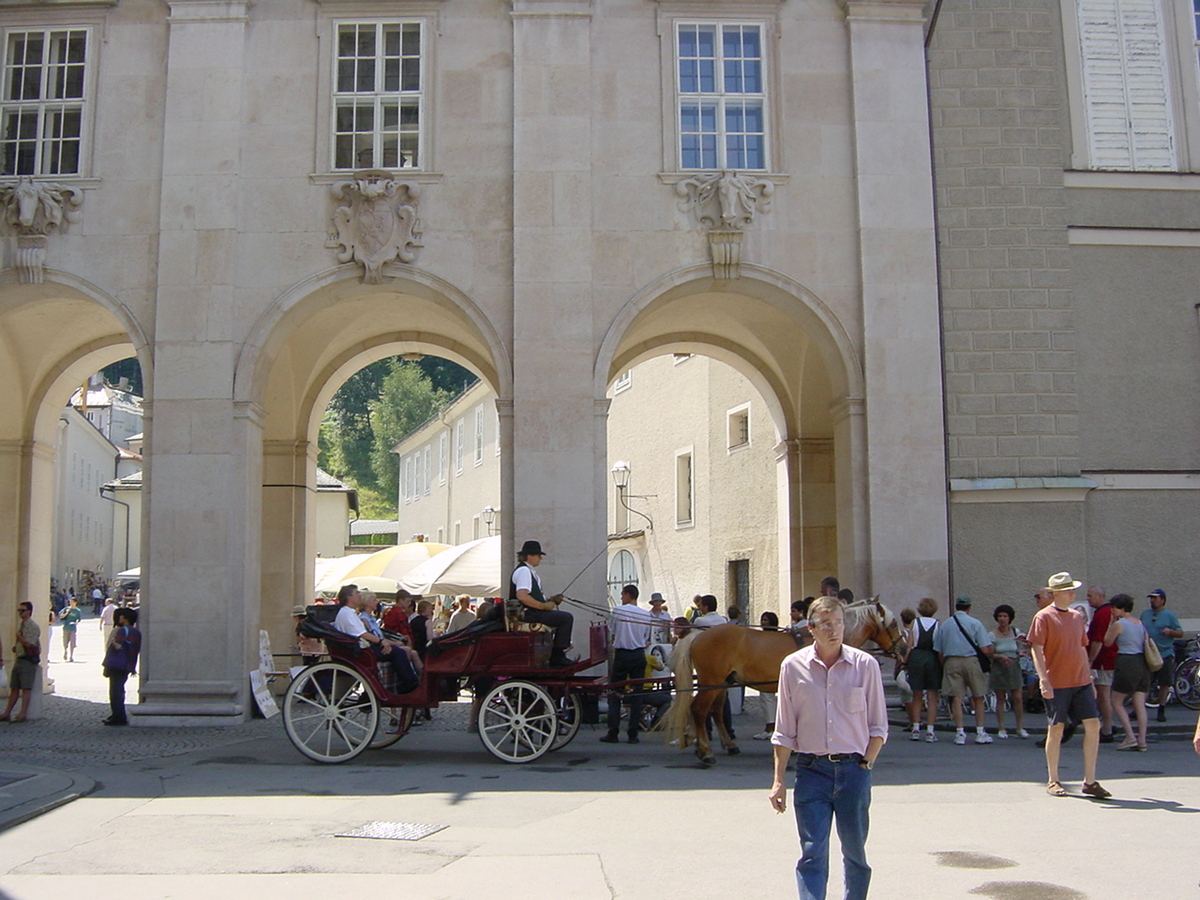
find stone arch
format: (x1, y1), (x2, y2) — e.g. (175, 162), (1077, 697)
(233, 264), (512, 655)
(0, 272), (150, 609)
(596, 265), (864, 610)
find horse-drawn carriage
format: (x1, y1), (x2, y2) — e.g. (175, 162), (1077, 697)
(282, 605), (608, 764)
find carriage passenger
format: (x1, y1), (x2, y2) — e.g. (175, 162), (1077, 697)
(332, 584), (420, 694)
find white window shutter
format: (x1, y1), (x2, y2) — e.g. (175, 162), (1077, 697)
(1077, 0), (1177, 171)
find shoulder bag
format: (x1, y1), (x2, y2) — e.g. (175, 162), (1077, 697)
(1143, 633), (1164, 673)
(952, 614), (991, 674)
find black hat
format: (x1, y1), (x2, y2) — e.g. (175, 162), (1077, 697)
(519, 540), (545, 556)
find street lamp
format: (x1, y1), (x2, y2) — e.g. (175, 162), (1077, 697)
(610, 461), (653, 530)
(481, 505), (497, 536)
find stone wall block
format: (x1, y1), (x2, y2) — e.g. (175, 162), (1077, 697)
(958, 436), (999, 457)
(1017, 414), (1055, 433)
(993, 351), (1035, 370)
(978, 67), (1020, 87)
(977, 415), (1017, 434)
(1013, 372), (1054, 392)
(955, 352), (995, 372)
(945, 373), (976, 394)
(989, 269), (1032, 288)
(997, 435), (1040, 456)
(1012, 330), (1051, 349)
(978, 458), (1020, 477)
(973, 331), (1013, 350)
(980, 107), (1021, 126)
(972, 288), (1011, 307)
(996, 394), (1037, 414)
(953, 309), (992, 330)
(1037, 394), (1078, 413)
(948, 458), (979, 479)
(992, 309), (1033, 329)
(969, 247), (1009, 267)
(986, 227), (1029, 246)
(976, 373), (1015, 393)
(1010, 288), (1049, 306)
(1050, 330), (1075, 350)
(957, 394), (996, 414)
(946, 415), (978, 435)
(1019, 457), (1057, 476)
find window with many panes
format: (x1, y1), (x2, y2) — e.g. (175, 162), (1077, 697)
(676, 23), (766, 170)
(332, 21), (423, 170)
(1, 28), (88, 176)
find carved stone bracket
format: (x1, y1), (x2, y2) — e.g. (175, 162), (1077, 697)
(675, 171), (773, 279)
(0, 177), (83, 284)
(330, 169), (423, 284)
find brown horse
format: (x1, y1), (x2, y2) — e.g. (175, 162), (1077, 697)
(665, 599), (905, 766)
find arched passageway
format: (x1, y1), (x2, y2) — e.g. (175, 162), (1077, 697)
(231, 267), (511, 677)
(597, 266), (864, 611)
(0, 276), (147, 615)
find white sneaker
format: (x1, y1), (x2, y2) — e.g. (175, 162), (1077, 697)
(975, 731), (993, 744)
(752, 731), (772, 741)
(954, 731), (966, 745)
(910, 728), (921, 741)
(996, 730), (1009, 739)
(1016, 729), (1030, 739)
(925, 731), (938, 743)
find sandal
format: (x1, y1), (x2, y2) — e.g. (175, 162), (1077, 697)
(1081, 781), (1112, 799)
(1115, 738), (1138, 751)
(1046, 781), (1067, 797)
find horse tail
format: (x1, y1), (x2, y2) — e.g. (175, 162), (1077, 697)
(664, 631), (698, 747)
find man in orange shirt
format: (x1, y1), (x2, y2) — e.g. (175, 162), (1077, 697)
(1027, 571), (1110, 800)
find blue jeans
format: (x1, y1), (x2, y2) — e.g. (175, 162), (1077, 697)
(793, 754), (872, 900)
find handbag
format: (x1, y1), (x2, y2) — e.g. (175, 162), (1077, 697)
(952, 614), (991, 674)
(1144, 634), (1164, 673)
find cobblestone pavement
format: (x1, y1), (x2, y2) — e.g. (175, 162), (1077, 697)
(0, 615), (480, 770)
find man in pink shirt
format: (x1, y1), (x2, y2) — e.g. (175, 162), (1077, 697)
(1028, 571), (1110, 799)
(768, 596), (887, 900)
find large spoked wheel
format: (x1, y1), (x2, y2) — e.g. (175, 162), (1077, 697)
(1174, 659), (1200, 710)
(370, 706), (416, 749)
(478, 680), (558, 763)
(550, 692), (582, 751)
(283, 662), (379, 763)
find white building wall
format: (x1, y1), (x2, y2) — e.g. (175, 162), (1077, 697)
(396, 382), (501, 546)
(53, 407), (118, 590)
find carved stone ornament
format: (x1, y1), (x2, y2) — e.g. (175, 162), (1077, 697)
(0, 177), (83, 284)
(675, 171), (774, 279)
(331, 170), (423, 284)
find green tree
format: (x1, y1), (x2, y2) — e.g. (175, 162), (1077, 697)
(318, 359), (391, 486)
(369, 359), (452, 500)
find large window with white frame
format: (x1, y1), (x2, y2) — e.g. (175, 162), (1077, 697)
(1, 27), (90, 176)
(331, 21), (423, 171)
(675, 22), (767, 171)
(438, 431), (448, 484)
(454, 419), (464, 474)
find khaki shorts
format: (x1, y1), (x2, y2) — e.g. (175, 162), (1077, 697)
(941, 655), (987, 698)
(1091, 667), (1114, 687)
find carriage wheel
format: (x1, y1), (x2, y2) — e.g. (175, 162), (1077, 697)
(283, 662), (379, 763)
(478, 680), (557, 763)
(550, 692), (582, 751)
(370, 706), (416, 749)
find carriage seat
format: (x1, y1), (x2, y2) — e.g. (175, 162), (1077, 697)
(504, 598), (552, 634)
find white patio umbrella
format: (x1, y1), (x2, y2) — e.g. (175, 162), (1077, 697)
(396, 535), (502, 596)
(313, 554), (373, 594)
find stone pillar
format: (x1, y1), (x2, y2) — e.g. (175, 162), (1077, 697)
(260, 439), (316, 664)
(774, 438), (802, 612)
(137, 0), (256, 720)
(496, 397), (515, 582)
(0, 438), (54, 625)
(831, 398), (871, 594)
(510, 1), (607, 624)
(843, 0), (950, 599)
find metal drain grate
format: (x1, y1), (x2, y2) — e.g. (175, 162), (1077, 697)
(335, 821), (448, 842)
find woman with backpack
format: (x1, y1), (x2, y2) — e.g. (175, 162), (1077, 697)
(904, 597), (943, 742)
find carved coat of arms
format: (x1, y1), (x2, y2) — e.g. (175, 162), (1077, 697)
(331, 171), (423, 284)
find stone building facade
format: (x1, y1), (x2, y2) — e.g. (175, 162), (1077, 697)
(0, 0), (1191, 719)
